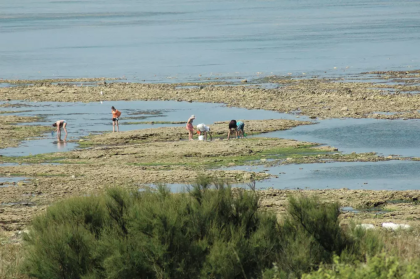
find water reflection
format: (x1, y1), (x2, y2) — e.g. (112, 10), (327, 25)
(57, 134), (67, 150)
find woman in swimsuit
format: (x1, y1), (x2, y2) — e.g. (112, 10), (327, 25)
(52, 120), (67, 136)
(186, 115), (195, 141)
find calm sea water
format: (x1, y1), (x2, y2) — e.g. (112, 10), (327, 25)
(1, 0), (420, 81)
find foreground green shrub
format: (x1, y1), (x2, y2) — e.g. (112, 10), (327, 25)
(302, 254), (420, 279)
(23, 181), (280, 278)
(23, 196), (108, 278)
(265, 195), (351, 277)
(22, 179), (414, 279)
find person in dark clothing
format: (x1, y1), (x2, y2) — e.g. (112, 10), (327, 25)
(228, 120), (237, 140)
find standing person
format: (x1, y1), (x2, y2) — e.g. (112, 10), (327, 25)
(227, 120), (237, 140)
(197, 123), (212, 141)
(111, 106), (122, 132)
(186, 115), (195, 141)
(236, 120), (245, 138)
(52, 120), (67, 136)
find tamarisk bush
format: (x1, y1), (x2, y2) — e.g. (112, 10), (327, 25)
(22, 178), (397, 279)
(23, 179), (280, 279)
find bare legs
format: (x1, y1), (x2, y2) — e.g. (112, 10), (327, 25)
(205, 131), (213, 141)
(188, 129), (193, 140)
(113, 120), (119, 132)
(62, 123), (68, 136)
(228, 129), (244, 140)
(228, 129), (236, 140)
(57, 123), (68, 137)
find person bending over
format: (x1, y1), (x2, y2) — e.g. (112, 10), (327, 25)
(227, 120), (237, 140)
(197, 123), (212, 141)
(236, 120), (245, 138)
(52, 120), (67, 136)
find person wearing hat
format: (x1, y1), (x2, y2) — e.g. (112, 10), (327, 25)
(186, 115), (195, 141)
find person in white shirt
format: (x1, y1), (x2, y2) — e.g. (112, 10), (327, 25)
(196, 123), (212, 141)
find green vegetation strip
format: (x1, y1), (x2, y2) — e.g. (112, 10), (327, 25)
(128, 144), (329, 170)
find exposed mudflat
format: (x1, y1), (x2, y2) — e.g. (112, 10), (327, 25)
(2, 70), (420, 234)
(79, 119), (312, 145)
(0, 119), (326, 231)
(0, 127), (413, 232)
(1, 116), (399, 231)
(2, 71), (420, 120)
(0, 115), (50, 149)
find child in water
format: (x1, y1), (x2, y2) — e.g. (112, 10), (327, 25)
(111, 106), (122, 132)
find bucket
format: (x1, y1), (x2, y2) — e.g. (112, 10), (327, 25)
(198, 135), (204, 141)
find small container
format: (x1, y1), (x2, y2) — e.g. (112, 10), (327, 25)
(198, 135), (204, 141)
